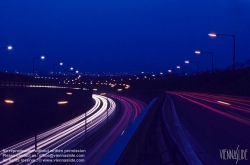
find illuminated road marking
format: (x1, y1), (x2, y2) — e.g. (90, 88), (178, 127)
(217, 101), (231, 105)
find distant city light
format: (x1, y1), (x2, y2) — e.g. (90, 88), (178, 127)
(176, 66), (181, 69)
(41, 56), (45, 59)
(168, 70), (172, 72)
(7, 46), (12, 50)
(60, 63), (63, 65)
(185, 61), (190, 64)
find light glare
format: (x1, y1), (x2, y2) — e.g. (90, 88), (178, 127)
(5, 100), (14, 104)
(208, 33), (217, 37)
(58, 101), (68, 104)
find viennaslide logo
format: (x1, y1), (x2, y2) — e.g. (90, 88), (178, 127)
(219, 145), (248, 164)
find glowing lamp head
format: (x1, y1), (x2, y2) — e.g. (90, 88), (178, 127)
(60, 63), (63, 65)
(5, 100), (14, 104)
(70, 67), (73, 70)
(168, 70), (172, 73)
(7, 46), (12, 50)
(185, 60), (190, 64)
(176, 66), (181, 69)
(41, 56), (45, 59)
(208, 33), (217, 37)
(76, 70), (79, 73)
(195, 51), (201, 54)
(57, 101), (68, 104)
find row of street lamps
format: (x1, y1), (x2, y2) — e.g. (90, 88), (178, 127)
(171, 32), (236, 74)
(0, 46), (79, 76)
(2, 32), (237, 76)
(32, 55), (79, 76)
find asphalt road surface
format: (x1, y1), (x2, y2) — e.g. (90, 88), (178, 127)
(167, 92), (250, 165)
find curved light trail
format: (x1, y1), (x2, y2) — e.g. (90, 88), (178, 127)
(165, 91), (250, 164)
(167, 92), (250, 126)
(83, 95), (146, 165)
(0, 94), (116, 164)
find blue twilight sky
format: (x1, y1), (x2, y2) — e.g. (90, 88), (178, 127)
(0, 0), (250, 73)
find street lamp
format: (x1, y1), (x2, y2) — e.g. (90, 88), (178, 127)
(53, 62), (63, 74)
(64, 67), (73, 80)
(76, 70), (79, 74)
(117, 89), (122, 115)
(208, 33), (236, 70)
(185, 60), (199, 73)
(0, 45), (12, 50)
(182, 66), (188, 75)
(195, 50), (214, 72)
(176, 66), (188, 75)
(33, 56), (45, 76)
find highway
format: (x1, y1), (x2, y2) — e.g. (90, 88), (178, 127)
(0, 94), (116, 165)
(165, 92), (250, 165)
(83, 95), (146, 165)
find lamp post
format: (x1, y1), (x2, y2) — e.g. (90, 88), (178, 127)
(176, 66), (181, 75)
(208, 33), (236, 70)
(182, 66), (188, 75)
(117, 89), (122, 115)
(53, 62), (63, 74)
(185, 60), (199, 73)
(176, 66), (188, 75)
(64, 67), (73, 79)
(195, 50), (214, 72)
(33, 56), (45, 76)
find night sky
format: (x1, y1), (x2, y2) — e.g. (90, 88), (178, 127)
(0, 0), (250, 73)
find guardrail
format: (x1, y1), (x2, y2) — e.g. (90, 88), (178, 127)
(0, 81), (91, 90)
(161, 95), (202, 165)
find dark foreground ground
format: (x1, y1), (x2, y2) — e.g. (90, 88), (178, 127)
(0, 87), (93, 149)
